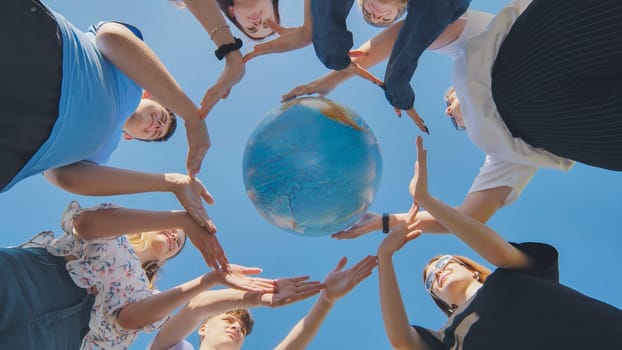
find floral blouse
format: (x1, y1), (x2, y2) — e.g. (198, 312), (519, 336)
(22, 201), (169, 350)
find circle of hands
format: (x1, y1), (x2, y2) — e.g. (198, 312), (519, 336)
(214, 256), (378, 306)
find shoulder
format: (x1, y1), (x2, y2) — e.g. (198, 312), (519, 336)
(503, 242), (559, 281)
(89, 21), (144, 40)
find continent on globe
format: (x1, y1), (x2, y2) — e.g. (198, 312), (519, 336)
(243, 97), (382, 236)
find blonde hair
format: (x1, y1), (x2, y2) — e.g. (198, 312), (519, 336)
(422, 255), (492, 317)
(127, 232), (187, 289)
(358, 0), (407, 27)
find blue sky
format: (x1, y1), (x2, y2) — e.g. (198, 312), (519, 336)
(2, 0), (621, 349)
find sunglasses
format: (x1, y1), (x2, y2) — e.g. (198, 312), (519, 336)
(444, 96), (466, 131)
(424, 255), (459, 291)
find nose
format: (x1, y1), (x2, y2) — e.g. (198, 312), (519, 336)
(229, 322), (241, 334)
(445, 105), (453, 117)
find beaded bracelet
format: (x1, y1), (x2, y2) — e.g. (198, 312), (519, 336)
(208, 23), (230, 39)
(215, 37), (243, 60)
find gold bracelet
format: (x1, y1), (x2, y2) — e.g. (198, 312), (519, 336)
(209, 23), (230, 39)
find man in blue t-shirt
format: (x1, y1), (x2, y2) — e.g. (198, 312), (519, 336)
(0, 0), (233, 269)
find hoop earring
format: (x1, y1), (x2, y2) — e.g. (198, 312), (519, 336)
(472, 271), (481, 281)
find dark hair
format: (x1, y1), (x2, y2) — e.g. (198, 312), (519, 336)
(216, 0), (280, 41)
(422, 255), (491, 317)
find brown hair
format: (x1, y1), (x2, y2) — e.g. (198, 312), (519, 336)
(216, 0), (281, 40)
(422, 255), (492, 317)
(202, 309), (255, 337)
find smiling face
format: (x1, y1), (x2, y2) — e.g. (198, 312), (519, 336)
(227, 0), (276, 40)
(360, 0), (405, 27)
(199, 312), (249, 350)
(141, 229), (186, 263)
(423, 256), (474, 303)
(123, 99), (175, 141)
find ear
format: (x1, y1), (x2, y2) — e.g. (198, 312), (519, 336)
(122, 131), (133, 140)
(198, 323), (207, 337)
(142, 90), (152, 99)
(227, 5), (235, 17)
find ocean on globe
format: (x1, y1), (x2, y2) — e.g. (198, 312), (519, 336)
(243, 97), (382, 236)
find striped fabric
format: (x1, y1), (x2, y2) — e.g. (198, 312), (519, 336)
(491, 0), (622, 170)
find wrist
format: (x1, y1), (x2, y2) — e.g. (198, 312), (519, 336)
(319, 291), (336, 307)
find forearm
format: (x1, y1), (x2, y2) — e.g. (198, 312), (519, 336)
(152, 289), (262, 350)
(73, 208), (192, 240)
(43, 162), (174, 196)
(95, 23), (199, 121)
(417, 194), (528, 268)
(274, 293), (333, 350)
(377, 255), (423, 349)
(117, 273), (221, 330)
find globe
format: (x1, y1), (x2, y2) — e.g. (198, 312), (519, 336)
(243, 97), (382, 236)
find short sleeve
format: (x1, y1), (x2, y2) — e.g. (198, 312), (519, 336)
(509, 242), (559, 282)
(88, 21), (144, 40)
(468, 155), (537, 206)
(411, 325), (446, 350)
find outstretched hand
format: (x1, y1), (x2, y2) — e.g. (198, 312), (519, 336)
(377, 205), (422, 258)
(199, 52), (245, 118)
(169, 173), (215, 230)
(403, 107), (430, 135)
(213, 264), (277, 293)
(331, 212), (381, 240)
(185, 223), (228, 270)
(281, 51), (368, 102)
(261, 276), (324, 307)
(184, 118), (210, 178)
(409, 136), (430, 202)
(322, 255), (377, 303)
(243, 19), (311, 63)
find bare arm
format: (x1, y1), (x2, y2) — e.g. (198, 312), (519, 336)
(118, 266), (277, 331)
(275, 256), (377, 350)
(150, 289), (262, 350)
(332, 186), (511, 239)
(182, 0), (245, 118)
(376, 223), (429, 350)
(412, 137), (529, 268)
(94, 22), (208, 177)
(44, 161), (215, 229)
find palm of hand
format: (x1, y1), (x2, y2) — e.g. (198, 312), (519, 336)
(323, 270), (354, 303)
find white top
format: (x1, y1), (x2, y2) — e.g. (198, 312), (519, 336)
(23, 201), (169, 350)
(430, 4), (574, 205)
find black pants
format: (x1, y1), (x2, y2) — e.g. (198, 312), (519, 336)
(492, 0), (622, 170)
(0, 0), (62, 189)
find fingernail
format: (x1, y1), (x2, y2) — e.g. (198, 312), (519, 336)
(424, 125), (430, 135)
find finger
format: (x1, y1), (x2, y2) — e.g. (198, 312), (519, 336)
(284, 276), (311, 283)
(405, 230), (422, 242)
(242, 50), (260, 64)
(201, 188), (215, 205)
(333, 256), (348, 272)
(222, 88), (231, 100)
(296, 281), (323, 291)
(239, 267), (264, 275)
(394, 107), (402, 118)
(348, 50), (368, 58)
(330, 230), (358, 240)
(264, 19), (286, 34)
(349, 62), (384, 89)
(407, 109), (429, 134)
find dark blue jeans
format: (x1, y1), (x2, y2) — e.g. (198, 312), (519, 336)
(0, 247), (94, 349)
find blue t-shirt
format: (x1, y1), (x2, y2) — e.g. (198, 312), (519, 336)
(2, 13), (142, 192)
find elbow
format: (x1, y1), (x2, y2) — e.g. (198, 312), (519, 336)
(71, 211), (99, 240)
(116, 309), (145, 330)
(44, 165), (84, 194)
